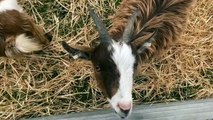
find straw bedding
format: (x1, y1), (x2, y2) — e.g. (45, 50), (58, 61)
(0, 0), (212, 119)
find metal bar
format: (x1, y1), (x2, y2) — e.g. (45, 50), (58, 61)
(24, 99), (213, 120)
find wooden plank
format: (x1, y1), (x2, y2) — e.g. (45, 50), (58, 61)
(24, 99), (213, 120)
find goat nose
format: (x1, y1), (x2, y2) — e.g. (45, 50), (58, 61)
(118, 102), (132, 111)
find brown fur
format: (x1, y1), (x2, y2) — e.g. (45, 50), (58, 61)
(109, 0), (195, 61)
(0, 10), (51, 57)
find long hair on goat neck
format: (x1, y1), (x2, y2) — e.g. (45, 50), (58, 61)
(109, 0), (195, 61)
(62, 0), (195, 119)
(0, 0), (52, 57)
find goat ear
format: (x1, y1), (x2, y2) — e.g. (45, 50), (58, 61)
(62, 41), (92, 60)
(123, 9), (141, 43)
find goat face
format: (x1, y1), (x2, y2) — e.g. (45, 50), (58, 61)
(93, 42), (137, 119)
(62, 8), (140, 119)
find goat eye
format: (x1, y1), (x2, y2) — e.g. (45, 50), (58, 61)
(95, 66), (101, 72)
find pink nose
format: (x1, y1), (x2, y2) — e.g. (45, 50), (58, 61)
(118, 102), (132, 111)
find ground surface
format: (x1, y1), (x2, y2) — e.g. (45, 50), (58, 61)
(0, 0), (213, 120)
(26, 99), (213, 120)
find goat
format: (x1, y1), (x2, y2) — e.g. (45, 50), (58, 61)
(62, 0), (195, 118)
(0, 0), (52, 57)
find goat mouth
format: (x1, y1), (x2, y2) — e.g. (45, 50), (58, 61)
(114, 110), (129, 119)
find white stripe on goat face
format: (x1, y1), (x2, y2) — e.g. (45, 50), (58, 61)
(108, 41), (136, 118)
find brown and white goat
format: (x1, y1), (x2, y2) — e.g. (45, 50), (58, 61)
(0, 0), (52, 57)
(62, 0), (194, 118)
